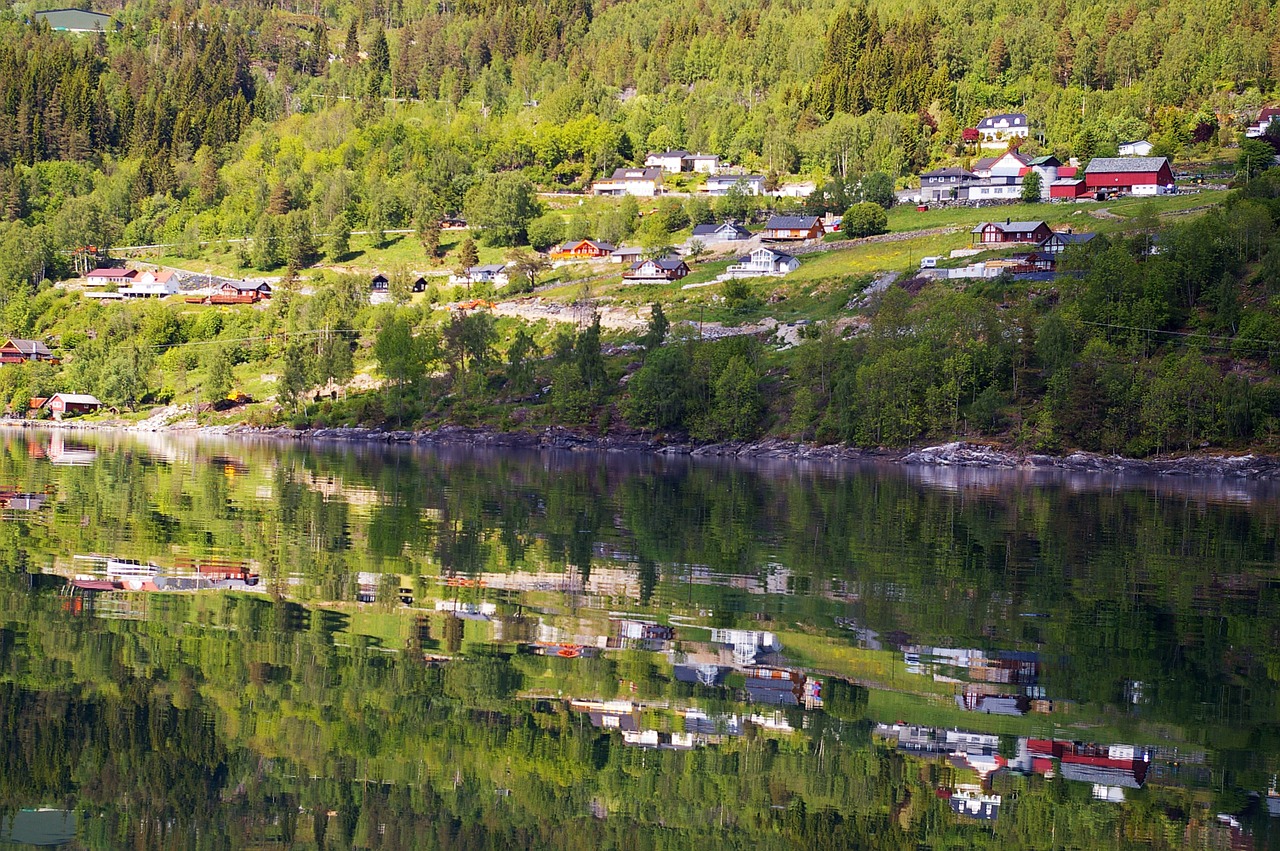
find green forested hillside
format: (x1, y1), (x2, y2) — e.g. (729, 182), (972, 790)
(0, 0), (1279, 454)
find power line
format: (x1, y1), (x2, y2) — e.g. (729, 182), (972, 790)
(144, 328), (356, 352)
(1074, 319), (1276, 350)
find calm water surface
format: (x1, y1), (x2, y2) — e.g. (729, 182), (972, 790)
(1, 429), (1279, 849)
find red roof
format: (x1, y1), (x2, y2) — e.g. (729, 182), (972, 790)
(1018, 166), (1031, 176)
(1057, 166), (1078, 178)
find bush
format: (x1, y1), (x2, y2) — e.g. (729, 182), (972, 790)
(842, 202), (888, 238)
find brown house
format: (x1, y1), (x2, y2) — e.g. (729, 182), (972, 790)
(622, 256), (691, 282)
(763, 216), (824, 241)
(971, 220), (1053, 245)
(0, 338), (54, 364)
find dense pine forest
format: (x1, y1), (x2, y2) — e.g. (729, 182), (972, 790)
(0, 0), (1279, 453)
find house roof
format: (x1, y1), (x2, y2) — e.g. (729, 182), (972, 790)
(1057, 166), (1078, 178)
(468, 264), (507, 274)
(1257, 108), (1280, 125)
(647, 150), (689, 158)
(1028, 155), (1061, 167)
(922, 167), (977, 179)
(631, 256), (686, 272)
(765, 215), (819, 230)
(609, 167), (662, 181)
(1118, 140), (1150, 148)
(1084, 156), (1170, 174)
(692, 222), (751, 237)
(976, 112), (1028, 130)
(34, 9), (114, 31)
(50, 393), (101, 405)
(225, 281), (271, 292)
(972, 221), (1049, 234)
(745, 247), (796, 262)
(611, 245), (643, 256)
(560, 240), (616, 252)
(1046, 231), (1096, 245)
(371, 273), (389, 283)
(707, 173), (764, 184)
(86, 267), (134, 278)
(3, 338), (52, 356)
(687, 153), (719, 161)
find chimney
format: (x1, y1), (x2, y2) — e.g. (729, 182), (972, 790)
(1006, 217), (1011, 225)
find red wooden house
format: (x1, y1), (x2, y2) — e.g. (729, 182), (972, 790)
(971, 220), (1053, 245)
(208, 282), (273, 304)
(551, 240), (617, 260)
(1083, 157), (1174, 195)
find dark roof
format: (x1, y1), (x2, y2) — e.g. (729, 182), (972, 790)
(673, 665), (728, 685)
(610, 167), (663, 181)
(468, 264), (507, 274)
(1044, 232), (1096, 245)
(692, 222), (751, 237)
(922, 167), (977, 179)
(628, 257), (687, 273)
(1028, 155), (1061, 167)
(746, 681), (799, 706)
(371, 273), (389, 283)
(977, 113), (1028, 129)
(765, 215), (819, 230)
(34, 9), (114, 31)
(648, 150), (690, 158)
(1084, 156), (1170, 174)
(4, 338), (52, 356)
(1059, 762), (1146, 788)
(973, 221), (1049, 234)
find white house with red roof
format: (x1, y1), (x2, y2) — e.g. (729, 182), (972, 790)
(122, 269), (181, 298)
(1247, 107), (1280, 138)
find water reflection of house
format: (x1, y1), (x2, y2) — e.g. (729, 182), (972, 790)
(435, 599), (496, 619)
(955, 692), (1030, 715)
(610, 619), (674, 650)
(673, 664), (729, 687)
(0, 492), (47, 511)
(709, 628), (779, 665)
(46, 433), (97, 465)
(905, 646), (1040, 686)
(943, 784), (1001, 821)
(1028, 740), (1151, 793)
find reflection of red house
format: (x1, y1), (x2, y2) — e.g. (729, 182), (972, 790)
(551, 240), (616, 260)
(1027, 739), (1150, 788)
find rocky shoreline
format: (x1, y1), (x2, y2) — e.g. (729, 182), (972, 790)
(16, 418), (1280, 479)
(201, 424), (1280, 479)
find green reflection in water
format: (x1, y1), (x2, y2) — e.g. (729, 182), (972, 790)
(1, 429), (1279, 849)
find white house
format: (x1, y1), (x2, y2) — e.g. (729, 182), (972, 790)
(703, 174), (766, 196)
(644, 150), (690, 174)
(85, 267), (136, 288)
(691, 222), (751, 242)
(976, 113), (1030, 149)
(724, 247), (800, 279)
(121, 269), (181, 298)
(1246, 108), (1280, 138)
(1118, 140), (1154, 157)
(686, 153), (720, 174)
(592, 167), (663, 197)
(610, 246), (645, 264)
(451, 264), (509, 286)
(770, 181), (816, 199)
(972, 151), (1028, 179)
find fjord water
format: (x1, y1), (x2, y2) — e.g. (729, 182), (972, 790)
(2, 429), (1279, 849)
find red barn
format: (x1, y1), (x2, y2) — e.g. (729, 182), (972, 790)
(1084, 157), (1174, 196)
